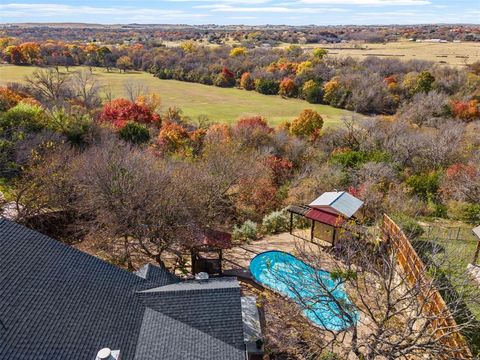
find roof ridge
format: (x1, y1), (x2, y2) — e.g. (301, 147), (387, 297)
(138, 277), (239, 294)
(328, 191), (345, 206)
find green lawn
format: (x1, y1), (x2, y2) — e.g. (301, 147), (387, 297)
(0, 65), (353, 126)
(411, 220), (480, 353)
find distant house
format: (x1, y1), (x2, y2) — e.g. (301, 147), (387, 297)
(0, 219), (262, 360)
(287, 191), (364, 245)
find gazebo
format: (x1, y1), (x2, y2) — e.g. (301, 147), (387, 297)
(287, 191), (363, 246)
(191, 228), (232, 276)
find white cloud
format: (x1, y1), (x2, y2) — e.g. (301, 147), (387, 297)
(0, 3), (207, 20)
(198, 4), (348, 13)
(300, 0), (430, 5)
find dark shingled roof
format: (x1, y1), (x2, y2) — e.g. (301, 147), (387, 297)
(0, 219), (245, 360)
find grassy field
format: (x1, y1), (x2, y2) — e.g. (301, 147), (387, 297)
(0, 65), (353, 126)
(286, 41), (480, 68)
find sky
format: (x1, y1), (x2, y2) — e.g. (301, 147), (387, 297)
(0, 0), (478, 26)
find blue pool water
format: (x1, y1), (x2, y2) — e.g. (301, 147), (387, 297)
(249, 251), (359, 331)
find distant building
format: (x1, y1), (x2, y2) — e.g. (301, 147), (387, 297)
(0, 219), (262, 360)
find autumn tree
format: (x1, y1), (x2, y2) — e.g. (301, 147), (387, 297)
(100, 98), (160, 128)
(229, 47), (247, 57)
(312, 47), (328, 60)
(302, 80), (323, 104)
(116, 55), (133, 72)
(451, 99), (480, 121)
(214, 67), (236, 87)
(289, 109), (323, 138)
(240, 72), (255, 90)
(279, 77), (297, 98)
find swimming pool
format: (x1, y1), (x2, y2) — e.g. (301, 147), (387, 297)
(249, 251), (359, 331)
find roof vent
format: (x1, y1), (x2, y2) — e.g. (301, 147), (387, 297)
(95, 348), (120, 360)
(195, 272), (209, 281)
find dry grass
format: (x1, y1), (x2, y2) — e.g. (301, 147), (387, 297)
(281, 40), (480, 67)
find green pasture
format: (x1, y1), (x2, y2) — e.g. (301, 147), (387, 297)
(0, 65), (354, 126)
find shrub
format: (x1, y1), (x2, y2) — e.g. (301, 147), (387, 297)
(405, 172), (440, 200)
(313, 48), (328, 60)
(323, 78), (351, 107)
(265, 155), (293, 185)
(157, 122), (190, 152)
(119, 121), (151, 145)
(232, 220), (258, 242)
(278, 78), (297, 98)
(230, 47), (247, 57)
(262, 210), (290, 235)
(289, 109), (323, 138)
(0, 102), (45, 132)
(49, 108), (93, 146)
(240, 72), (255, 90)
(395, 215), (424, 239)
(461, 203), (480, 224)
(0, 87), (23, 111)
(255, 78), (279, 95)
(413, 71), (435, 95)
(451, 99), (480, 121)
(214, 67), (236, 88)
(302, 80), (323, 104)
(100, 98), (160, 128)
(331, 150), (390, 168)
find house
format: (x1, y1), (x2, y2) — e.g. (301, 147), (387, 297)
(287, 191), (364, 246)
(0, 219), (262, 360)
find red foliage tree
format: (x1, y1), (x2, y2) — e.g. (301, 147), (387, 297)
(232, 116), (274, 148)
(265, 155), (294, 185)
(445, 163), (476, 178)
(235, 116), (273, 132)
(100, 98), (160, 128)
(451, 99), (480, 121)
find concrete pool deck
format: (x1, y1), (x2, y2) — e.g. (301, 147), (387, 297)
(223, 231), (337, 273)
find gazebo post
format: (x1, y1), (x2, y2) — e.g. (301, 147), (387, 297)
(310, 220), (315, 241)
(289, 211), (293, 235)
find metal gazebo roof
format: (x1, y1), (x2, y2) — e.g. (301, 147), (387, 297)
(309, 191), (363, 219)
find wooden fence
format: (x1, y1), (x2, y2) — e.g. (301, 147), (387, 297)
(382, 214), (472, 359)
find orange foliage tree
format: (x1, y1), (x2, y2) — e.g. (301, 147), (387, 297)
(240, 72), (255, 90)
(157, 122), (191, 153)
(451, 99), (479, 121)
(279, 77), (297, 98)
